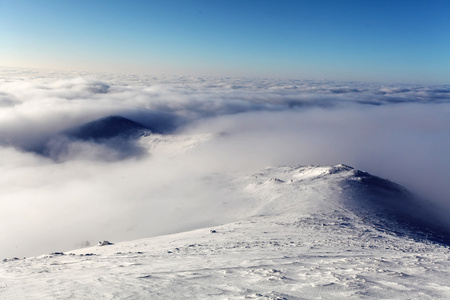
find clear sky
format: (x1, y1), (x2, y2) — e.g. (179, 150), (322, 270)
(1, 0), (449, 84)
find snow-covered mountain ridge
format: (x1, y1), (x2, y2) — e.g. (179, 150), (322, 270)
(1, 164), (449, 299)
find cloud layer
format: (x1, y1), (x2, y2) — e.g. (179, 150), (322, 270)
(1, 68), (449, 258)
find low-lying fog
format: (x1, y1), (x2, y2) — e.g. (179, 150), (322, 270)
(1, 68), (449, 258)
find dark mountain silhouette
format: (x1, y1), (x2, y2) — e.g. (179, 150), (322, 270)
(66, 116), (152, 141)
(30, 116), (155, 161)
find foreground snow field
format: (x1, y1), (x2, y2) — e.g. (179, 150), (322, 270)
(1, 164), (449, 299)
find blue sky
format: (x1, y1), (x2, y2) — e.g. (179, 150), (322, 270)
(1, 0), (449, 83)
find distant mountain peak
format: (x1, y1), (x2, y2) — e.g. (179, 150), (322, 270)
(66, 115), (152, 141)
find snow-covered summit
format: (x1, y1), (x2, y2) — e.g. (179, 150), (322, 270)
(238, 164), (448, 244)
(1, 164), (449, 299)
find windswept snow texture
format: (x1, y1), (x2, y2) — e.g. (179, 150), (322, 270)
(1, 165), (450, 299)
(0, 68), (449, 264)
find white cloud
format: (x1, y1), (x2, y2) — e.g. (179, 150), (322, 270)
(0, 68), (449, 258)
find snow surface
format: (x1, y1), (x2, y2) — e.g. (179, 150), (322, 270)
(1, 163), (449, 299)
(138, 132), (214, 157)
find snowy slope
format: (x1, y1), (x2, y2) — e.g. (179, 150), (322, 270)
(138, 132), (214, 157)
(1, 164), (449, 299)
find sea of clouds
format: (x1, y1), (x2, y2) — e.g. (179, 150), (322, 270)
(1, 67), (449, 258)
